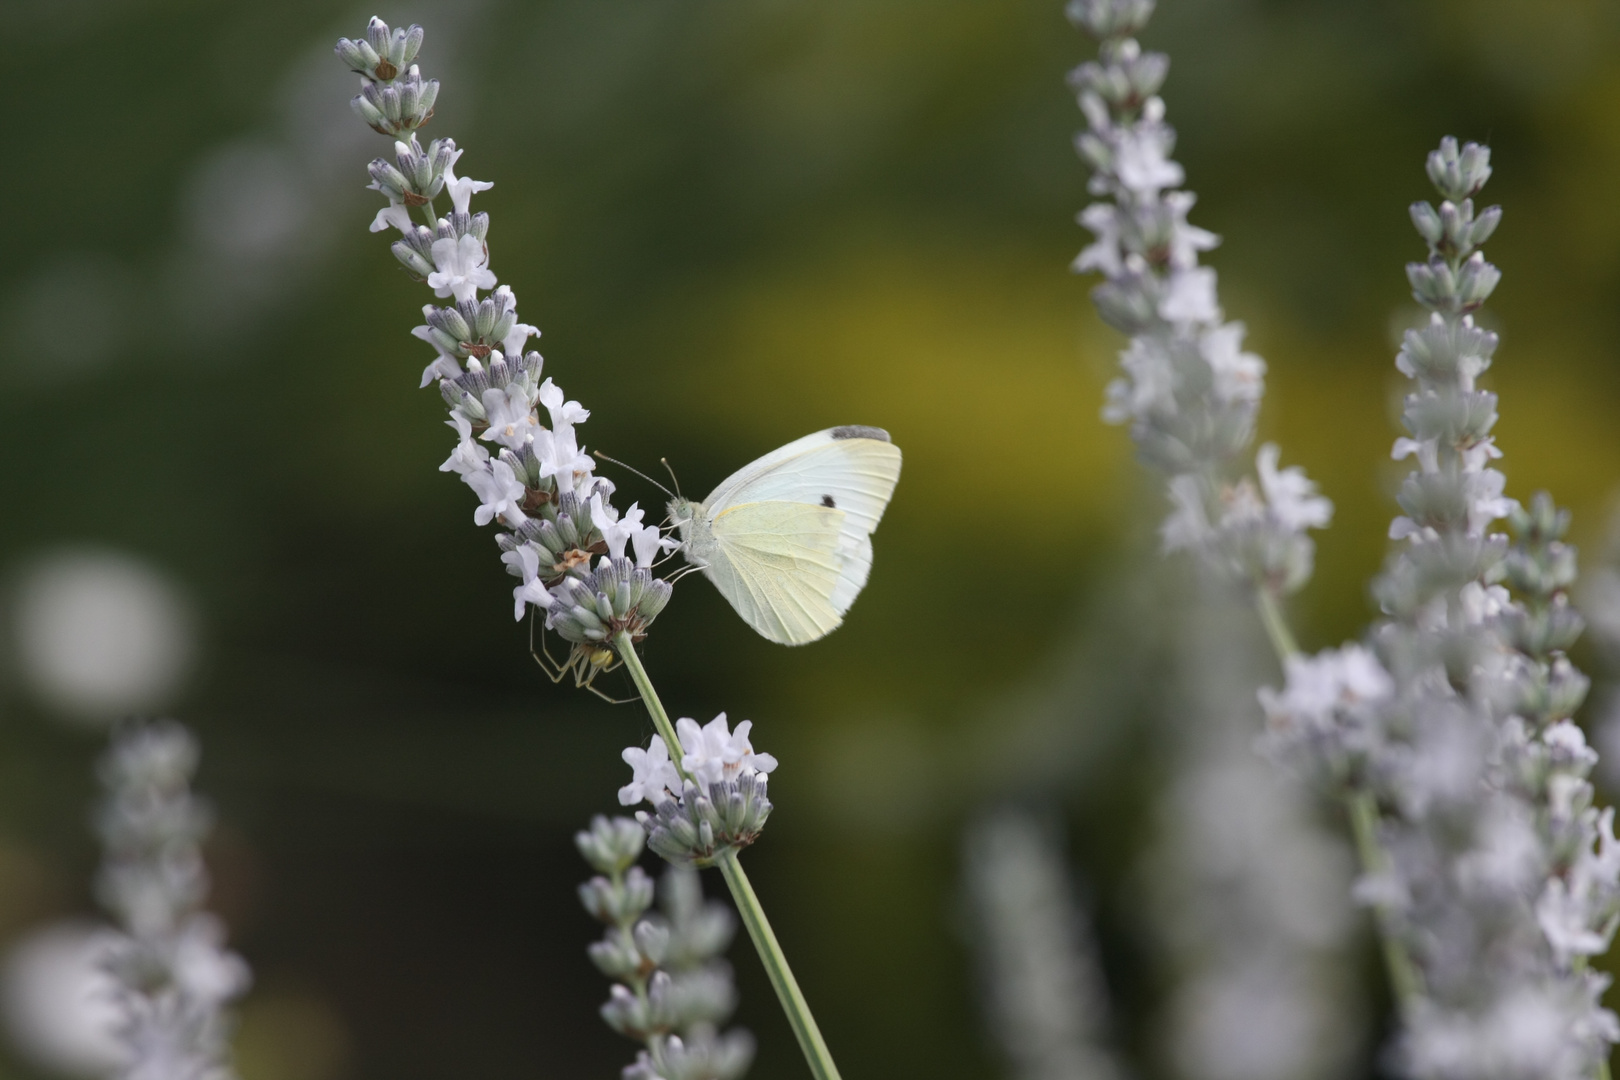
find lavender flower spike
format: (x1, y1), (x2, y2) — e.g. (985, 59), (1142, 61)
(334, 17), (678, 696)
(1261, 139), (1620, 1080)
(1070, 0), (1330, 603)
(96, 720), (250, 1080)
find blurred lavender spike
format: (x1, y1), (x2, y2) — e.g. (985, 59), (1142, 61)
(96, 719), (250, 1080)
(963, 810), (1124, 1080)
(1069, 1), (1331, 602)
(1259, 138), (1620, 1080)
(1150, 600), (1359, 1080)
(577, 816), (754, 1080)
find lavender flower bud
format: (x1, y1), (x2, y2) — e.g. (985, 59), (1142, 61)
(1426, 136), (1493, 202)
(1065, 0), (1156, 40)
(577, 814), (647, 874)
(579, 867), (657, 925)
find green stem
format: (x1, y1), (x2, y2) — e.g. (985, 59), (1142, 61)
(1347, 789), (1423, 1006)
(1253, 587), (1422, 1010)
(613, 633), (684, 770)
(1255, 584), (1300, 659)
(414, 194), (441, 230)
(613, 632), (843, 1080)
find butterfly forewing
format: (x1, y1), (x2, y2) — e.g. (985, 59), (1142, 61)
(706, 430), (901, 537)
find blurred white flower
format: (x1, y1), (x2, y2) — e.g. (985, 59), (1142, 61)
(184, 139), (310, 262)
(1, 921), (129, 1079)
(9, 550), (195, 724)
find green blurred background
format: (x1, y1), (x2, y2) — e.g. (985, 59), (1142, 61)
(2, 0), (1619, 1078)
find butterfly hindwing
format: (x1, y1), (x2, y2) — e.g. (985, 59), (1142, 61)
(707, 501), (847, 645)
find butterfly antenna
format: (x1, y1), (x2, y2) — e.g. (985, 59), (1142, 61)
(660, 457), (683, 499)
(593, 451), (674, 498)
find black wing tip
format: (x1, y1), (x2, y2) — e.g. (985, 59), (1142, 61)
(831, 425), (890, 442)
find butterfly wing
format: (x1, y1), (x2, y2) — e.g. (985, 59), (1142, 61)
(701, 426), (902, 626)
(705, 501), (848, 645)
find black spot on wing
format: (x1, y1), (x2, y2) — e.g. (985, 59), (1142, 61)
(821, 494), (836, 508)
(831, 425), (889, 442)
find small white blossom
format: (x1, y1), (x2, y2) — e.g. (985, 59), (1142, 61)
(369, 199), (414, 235)
(1163, 191), (1219, 270)
(1159, 267), (1219, 325)
(1112, 123), (1183, 197)
(675, 714), (778, 790)
(619, 738), (680, 806)
(534, 421), (594, 493)
(1200, 323), (1264, 405)
(439, 414), (490, 476)
(1074, 203), (1124, 277)
(590, 497), (641, 561)
(168, 916), (250, 1007)
(427, 234), (496, 302)
(479, 384), (539, 450)
(632, 523), (677, 569)
(1161, 474), (1212, 553)
(538, 378), (590, 429)
(1262, 644), (1394, 726)
(1538, 879), (1608, 962)
(441, 151), (492, 215)
(1103, 336), (1175, 425)
(419, 354), (463, 388)
(465, 459), (527, 527)
(1256, 444), (1333, 534)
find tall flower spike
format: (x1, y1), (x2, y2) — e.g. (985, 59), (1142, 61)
(337, 21), (842, 1080)
(335, 20), (679, 694)
(1070, 3), (1329, 602)
(577, 817), (755, 1080)
(963, 811), (1125, 1080)
(96, 720), (250, 1080)
(1258, 139), (1620, 1080)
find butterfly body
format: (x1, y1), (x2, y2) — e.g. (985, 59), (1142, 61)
(669, 426), (902, 645)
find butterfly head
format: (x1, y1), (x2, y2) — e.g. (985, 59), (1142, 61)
(668, 497), (697, 526)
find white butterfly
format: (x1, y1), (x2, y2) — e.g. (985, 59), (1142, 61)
(668, 426), (902, 645)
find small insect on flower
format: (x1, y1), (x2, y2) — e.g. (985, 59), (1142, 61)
(531, 631), (631, 702)
(668, 426), (902, 646)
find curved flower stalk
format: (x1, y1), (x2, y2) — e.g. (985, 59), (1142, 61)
(1259, 140), (1620, 1079)
(335, 20), (842, 1080)
(334, 17), (676, 694)
(1067, 0), (1332, 612)
(96, 720), (250, 1080)
(577, 817), (756, 1080)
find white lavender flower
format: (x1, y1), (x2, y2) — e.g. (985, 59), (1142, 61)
(95, 720), (250, 1080)
(1256, 140), (1619, 1080)
(1070, 2), (1329, 599)
(576, 817), (754, 1080)
(336, 20), (681, 690)
(619, 715), (777, 868)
